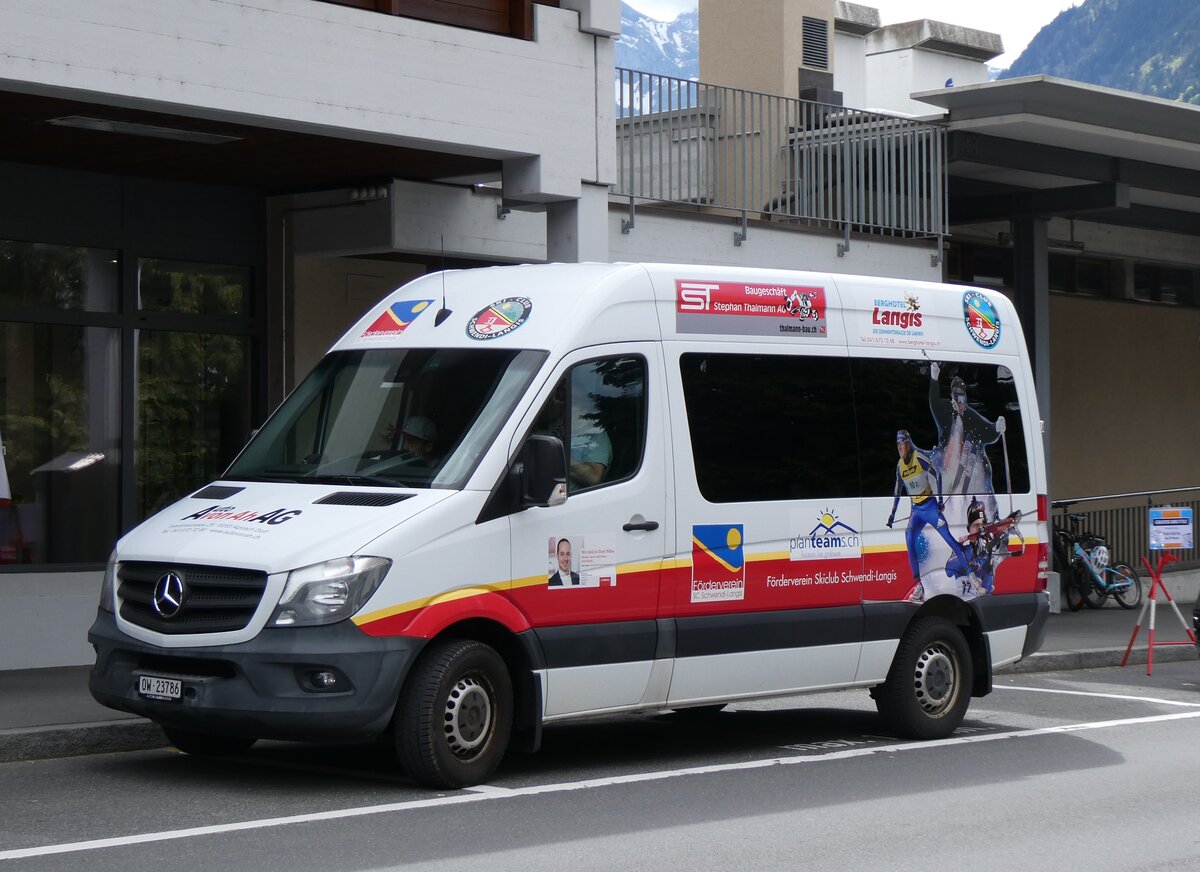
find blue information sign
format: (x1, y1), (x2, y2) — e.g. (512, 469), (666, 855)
(1149, 507), (1194, 550)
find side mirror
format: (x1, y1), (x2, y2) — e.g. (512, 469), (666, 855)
(516, 434), (567, 508)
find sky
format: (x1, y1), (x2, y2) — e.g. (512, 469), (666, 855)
(624, 1), (1083, 68)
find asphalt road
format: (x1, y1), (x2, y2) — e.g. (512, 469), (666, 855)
(4, 662), (1200, 871)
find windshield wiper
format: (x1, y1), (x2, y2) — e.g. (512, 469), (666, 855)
(305, 473), (406, 488)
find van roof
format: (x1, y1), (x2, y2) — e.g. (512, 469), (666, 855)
(331, 262), (1026, 359)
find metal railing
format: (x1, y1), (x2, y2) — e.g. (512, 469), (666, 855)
(614, 68), (947, 249)
(1052, 486), (1200, 571)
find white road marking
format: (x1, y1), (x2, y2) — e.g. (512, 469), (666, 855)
(5, 709), (1200, 861)
(998, 684), (1200, 708)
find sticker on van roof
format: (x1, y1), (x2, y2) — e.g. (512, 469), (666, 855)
(675, 280), (827, 338)
(466, 297), (532, 340)
(963, 291), (1001, 348)
(362, 299), (434, 339)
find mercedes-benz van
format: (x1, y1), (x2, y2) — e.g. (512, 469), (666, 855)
(90, 262), (1049, 788)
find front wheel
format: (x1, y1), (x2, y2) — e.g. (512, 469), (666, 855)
(1081, 569), (1108, 608)
(1111, 564), (1143, 609)
(392, 638), (513, 789)
(161, 725), (256, 757)
(874, 617), (973, 740)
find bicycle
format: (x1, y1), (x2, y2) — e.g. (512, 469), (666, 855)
(1054, 513), (1142, 611)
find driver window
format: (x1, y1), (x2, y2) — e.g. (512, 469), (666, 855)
(533, 356), (646, 494)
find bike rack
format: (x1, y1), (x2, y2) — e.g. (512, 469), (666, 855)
(1120, 553), (1197, 675)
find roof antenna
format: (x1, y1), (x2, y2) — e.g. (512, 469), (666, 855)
(434, 233), (452, 326)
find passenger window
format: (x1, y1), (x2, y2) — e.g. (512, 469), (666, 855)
(679, 353), (859, 502)
(533, 356), (647, 494)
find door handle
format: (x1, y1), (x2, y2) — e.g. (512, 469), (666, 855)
(623, 520), (660, 532)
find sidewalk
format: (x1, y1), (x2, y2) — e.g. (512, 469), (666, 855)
(2, 601), (1197, 764)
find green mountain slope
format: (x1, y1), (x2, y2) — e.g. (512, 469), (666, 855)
(1000, 0), (1200, 104)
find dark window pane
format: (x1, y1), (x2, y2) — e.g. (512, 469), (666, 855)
(0, 240), (118, 312)
(680, 353), (858, 502)
(138, 258), (249, 316)
(137, 330), (251, 518)
(0, 323), (120, 563)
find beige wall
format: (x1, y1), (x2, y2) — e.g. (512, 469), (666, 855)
(1050, 295), (1200, 499)
(292, 256), (425, 385)
(699, 0), (834, 97)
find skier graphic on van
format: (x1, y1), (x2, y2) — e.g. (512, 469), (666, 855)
(887, 429), (968, 603)
(944, 497), (1025, 598)
(928, 362), (1006, 520)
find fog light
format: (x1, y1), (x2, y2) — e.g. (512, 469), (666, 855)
(298, 667), (349, 693)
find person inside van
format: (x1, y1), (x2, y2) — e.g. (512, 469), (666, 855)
(396, 416), (440, 468)
(534, 380), (611, 490)
(887, 429), (968, 603)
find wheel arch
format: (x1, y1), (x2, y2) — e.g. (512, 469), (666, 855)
(915, 595), (992, 698)
(416, 617), (545, 754)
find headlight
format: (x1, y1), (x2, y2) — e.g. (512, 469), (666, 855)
(99, 551), (117, 613)
(270, 556), (391, 627)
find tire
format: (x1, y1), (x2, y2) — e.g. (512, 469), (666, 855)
(1112, 564), (1143, 609)
(393, 639), (513, 789)
(162, 725), (257, 757)
(1064, 571), (1086, 612)
(1082, 576), (1108, 609)
(874, 616), (973, 740)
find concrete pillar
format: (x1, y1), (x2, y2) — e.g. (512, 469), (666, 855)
(546, 183), (610, 263)
(1013, 217), (1051, 491)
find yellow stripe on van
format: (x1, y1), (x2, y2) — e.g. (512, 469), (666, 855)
(353, 584), (504, 626)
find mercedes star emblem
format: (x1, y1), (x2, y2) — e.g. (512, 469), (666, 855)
(152, 572), (185, 619)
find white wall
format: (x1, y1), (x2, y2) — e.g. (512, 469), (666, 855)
(0, 572), (101, 669)
(864, 50), (991, 116)
(833, 31), (869, 108)
(0, 0), (613, 200)
(608, 209), (941, 279)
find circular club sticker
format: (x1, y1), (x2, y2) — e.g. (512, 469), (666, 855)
(962, 291), (1000, 348)
(466, 297), (532, 340)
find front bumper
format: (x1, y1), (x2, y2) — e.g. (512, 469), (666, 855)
(88, 611), (424, 743)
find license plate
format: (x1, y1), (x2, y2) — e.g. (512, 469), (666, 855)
(138, 674), (182, 701)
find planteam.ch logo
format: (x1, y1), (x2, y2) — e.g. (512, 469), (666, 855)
(790, 508), (862, 561)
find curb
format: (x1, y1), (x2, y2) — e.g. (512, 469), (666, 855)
(998, 644), (1199, 674)
(0, 719), (168, 764)
(4, 647), (1197, 764)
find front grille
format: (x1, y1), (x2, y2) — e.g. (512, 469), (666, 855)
(119, 562), (268, 634)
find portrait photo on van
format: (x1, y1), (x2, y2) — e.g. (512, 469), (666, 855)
(546, 535), (607, 588)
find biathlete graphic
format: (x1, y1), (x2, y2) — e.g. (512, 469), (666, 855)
(927, 362), (1005, 518)
(887, 429), (968, 603)
(945, 497), (1025, 598)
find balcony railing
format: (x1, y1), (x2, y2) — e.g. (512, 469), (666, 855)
(614, 69), (947, 250)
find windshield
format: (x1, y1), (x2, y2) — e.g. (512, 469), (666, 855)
(226, 348), (545, 489)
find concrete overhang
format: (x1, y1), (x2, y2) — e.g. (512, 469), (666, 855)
(866, 19), (1003, 62)
(834, 2), (880, 36)
(914, 75), (1200, 170)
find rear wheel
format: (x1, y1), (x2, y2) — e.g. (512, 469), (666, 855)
(874, 617), (973, 740)
(392, 638), (513, 789)
(1112, 564), (1143, 609)
(161, 725), (256, 757)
